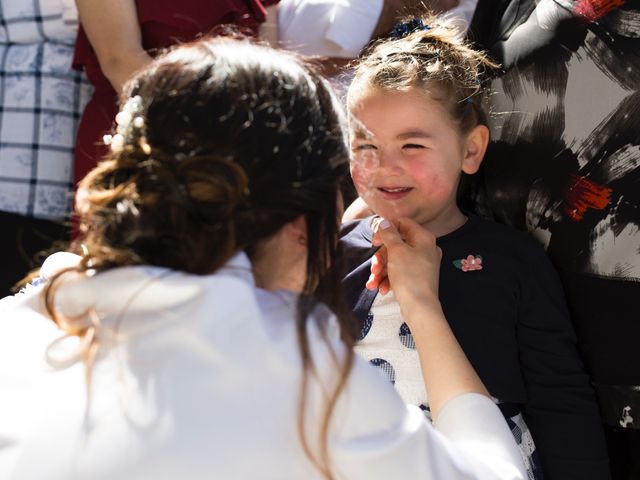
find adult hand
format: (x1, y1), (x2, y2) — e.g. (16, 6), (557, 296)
(373, 217), (491, 418)
(372, 217), (442, 320)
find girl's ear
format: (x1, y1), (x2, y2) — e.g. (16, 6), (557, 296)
(461, 124), (489, 175)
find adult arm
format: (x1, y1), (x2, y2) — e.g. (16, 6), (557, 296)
(331, 217), (525, 478)
(376, 217), (489, 418)
(75, 0), (153, 92)
(332, 358), (526, 479)
(260, 4), (279, 47)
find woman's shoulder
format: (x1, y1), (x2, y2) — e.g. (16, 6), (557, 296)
(0, 286), (57, 340)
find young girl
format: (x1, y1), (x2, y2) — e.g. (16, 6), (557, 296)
(341, 16), (610, 480)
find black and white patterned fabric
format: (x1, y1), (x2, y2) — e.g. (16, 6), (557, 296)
(505, 412), (544, 480)
(356, 292), (544, 480)
(0, 0), (92, 220)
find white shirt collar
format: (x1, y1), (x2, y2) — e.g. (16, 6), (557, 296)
(52, 252), (256, 322)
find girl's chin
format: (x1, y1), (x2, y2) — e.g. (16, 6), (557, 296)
(375, 211), (402, 225)
(376, 205), (412, 221)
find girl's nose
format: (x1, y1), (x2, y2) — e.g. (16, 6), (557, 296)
(378, 149), (404, 174)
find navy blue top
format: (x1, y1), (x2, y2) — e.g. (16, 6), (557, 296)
(340, 214), (609, 479)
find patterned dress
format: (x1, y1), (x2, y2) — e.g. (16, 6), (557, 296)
(356, 291), (543, 480)
(72, 0), (278, 184)
(0, 0), (91, 220)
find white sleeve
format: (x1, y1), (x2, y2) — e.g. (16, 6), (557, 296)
(329, 356), (526, 479)
(434, 393), (527, 479)
(277, 0), (383, 58)
(0, 293), (64, 479)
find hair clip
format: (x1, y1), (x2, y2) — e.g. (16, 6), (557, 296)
(389, 18), (430, 39)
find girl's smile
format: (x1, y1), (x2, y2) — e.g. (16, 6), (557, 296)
(377, 186), (414, 201)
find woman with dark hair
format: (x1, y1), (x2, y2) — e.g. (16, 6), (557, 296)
(0, 37), (525, 479)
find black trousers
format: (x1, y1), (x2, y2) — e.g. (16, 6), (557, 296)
(0, 211), (69, 297)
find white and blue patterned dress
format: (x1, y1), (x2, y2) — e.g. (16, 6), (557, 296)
(356, 290), (543, 480)
(0, 0), (92, 220)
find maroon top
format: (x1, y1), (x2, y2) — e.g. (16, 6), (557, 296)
(73, 0), (277, 183)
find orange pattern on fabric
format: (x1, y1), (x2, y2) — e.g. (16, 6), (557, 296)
(564, 174), (612, 221)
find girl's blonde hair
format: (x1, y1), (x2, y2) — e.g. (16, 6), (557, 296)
(348, 14), (499, 134)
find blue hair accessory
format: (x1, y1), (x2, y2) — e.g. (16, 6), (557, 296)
(390, 18), (430, 39)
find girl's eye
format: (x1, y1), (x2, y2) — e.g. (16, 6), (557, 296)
(403, 143), (425, 149)
(353, 144), (377, 151)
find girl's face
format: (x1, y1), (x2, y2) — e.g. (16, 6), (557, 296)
(349, 87), (475, 234)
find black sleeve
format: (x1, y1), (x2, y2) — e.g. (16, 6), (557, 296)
(516, 239), (610, 479)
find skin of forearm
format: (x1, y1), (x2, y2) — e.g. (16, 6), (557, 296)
(76, 0), (153, 92)
(403, 301), (490, 420)
(375, 217), (489, 419)
(100, 52), (153, 92)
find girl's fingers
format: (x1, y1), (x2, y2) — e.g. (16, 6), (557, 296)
(366, 273), (379, 291)
(370, 246), (387, 273)
(378, 277), (391, 295)
(370, 253), (383, 275)
(368, 247), (388, 291)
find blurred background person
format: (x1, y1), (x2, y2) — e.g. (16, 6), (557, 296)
(0, 0), (92, 296)
(266, 0), (477, 79)
(72, 0), (278, 185)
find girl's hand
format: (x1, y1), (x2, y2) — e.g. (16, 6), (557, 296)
(366, 217), (390, 293)
(365, 243), (389, 294)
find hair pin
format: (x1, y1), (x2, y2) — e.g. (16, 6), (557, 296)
(389, 18), (430, 39)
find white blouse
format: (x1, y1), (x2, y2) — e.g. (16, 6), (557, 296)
(0, 252), (525, 479)
(276, 0), (480, 59)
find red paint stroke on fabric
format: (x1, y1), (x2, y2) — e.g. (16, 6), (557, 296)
(574, 0), (625, 22)
(564, 174), (612, 221)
